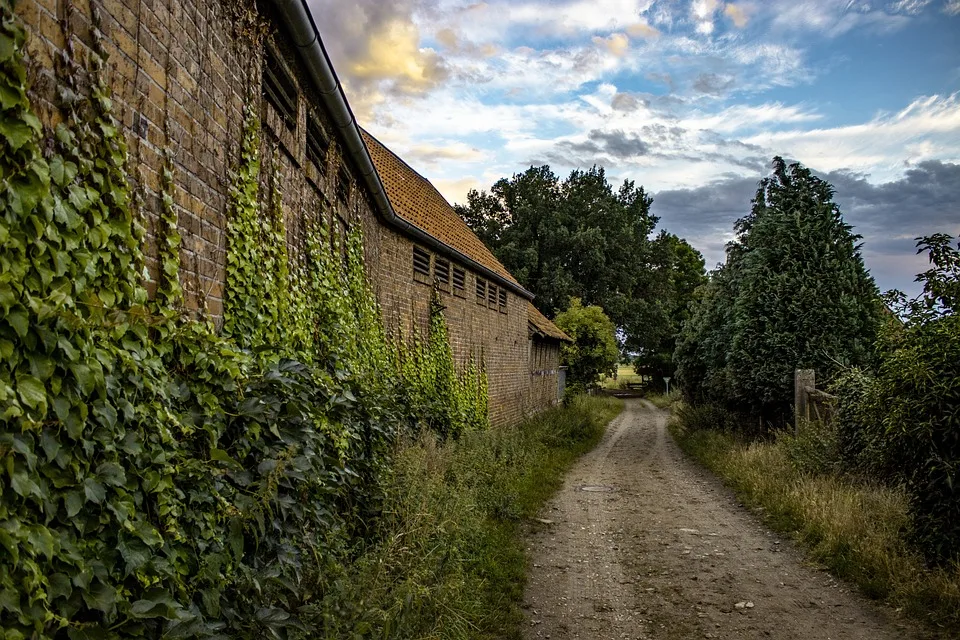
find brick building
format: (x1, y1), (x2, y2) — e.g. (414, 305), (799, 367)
(14, 0), (569, 426)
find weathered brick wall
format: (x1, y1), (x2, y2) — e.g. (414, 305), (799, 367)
(362, 217), (535, 427)
(528, 337), (562, 412)
(15, 0), (552, 427)
(15, 0), (370, 319)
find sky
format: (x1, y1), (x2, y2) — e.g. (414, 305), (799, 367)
(308, 0), (960, 296)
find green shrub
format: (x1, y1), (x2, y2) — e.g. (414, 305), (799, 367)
(672, 402), (739, 434)
(873, 311), (960, 565)
(778, 419), (841, 476)
(831, 235), (960, 565)
(830, 367), (887, 475)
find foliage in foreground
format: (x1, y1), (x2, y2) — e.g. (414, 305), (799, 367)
(674, 157), (881, 425)
(670, 409), (960, 634)
(0, 7), (486, 638)
(829, 234), (960, 565)
(316, 395), (623, 638)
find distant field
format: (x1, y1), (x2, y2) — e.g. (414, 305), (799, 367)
(601, 365), (644, 389)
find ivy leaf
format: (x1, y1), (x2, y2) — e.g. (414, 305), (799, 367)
(0, 83), (19, 110)
(0, 529), (19, 565)
(93, 402), (117, 430)
(131, 520), (163, 548)
(10, 470), (41, 498)
(80, 580), (117, 614)
(118, 537), (150, 574)
(64, 491), (84, 518)
(129, 589), (180, 619)
(96, 461), (125, 487)
(6, 307), (28, 338)
(83, 478), (106, 504)
(15, 373), (46, 411)
(40, 429), (60, 462)
(0, 587), (20, 615)
(210, 448), (242, 469)
(48, 573), (73, 601)
(0, 33), (15, 63)
(0, 115), (35, 150)
(26, 525), (55, 560)
(48, 157), (77, 188)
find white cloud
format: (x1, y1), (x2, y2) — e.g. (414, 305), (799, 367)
(887, 0), (933, 14)
(743, 94), (960, 180)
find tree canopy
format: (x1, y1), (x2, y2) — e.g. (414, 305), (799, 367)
(456, 164), (704, 374)
(675, 157), (882, 424)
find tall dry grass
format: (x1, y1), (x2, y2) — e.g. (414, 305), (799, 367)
(314, 395), (623, 638)
(671, 414), (960, 633)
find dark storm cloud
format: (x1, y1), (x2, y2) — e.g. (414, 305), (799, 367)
(823, 161), (960, 233)
(650, 161), (960, 295)
(538, 129), (652, 166)
(692, 73), (736, 95)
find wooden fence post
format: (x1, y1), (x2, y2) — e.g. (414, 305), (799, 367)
(794, 369), (815, 436)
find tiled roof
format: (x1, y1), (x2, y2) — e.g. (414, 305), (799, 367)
(360, 129), (522, 289)
(528, 303), (572, 342)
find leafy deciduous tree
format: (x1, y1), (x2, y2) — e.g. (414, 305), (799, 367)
(456, 165), (697, 368)
(554, 298), (619, 391)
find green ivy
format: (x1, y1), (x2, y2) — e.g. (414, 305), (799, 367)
(156, 149), (182, 308)
(396, 290), (489, 438)
(221, 109), (265, 350)
(0, 3), (489, 637)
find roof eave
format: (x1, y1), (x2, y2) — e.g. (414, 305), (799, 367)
(273, 0), (534, 301)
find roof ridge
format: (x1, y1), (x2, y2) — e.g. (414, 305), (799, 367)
(360, 128), (525, 291)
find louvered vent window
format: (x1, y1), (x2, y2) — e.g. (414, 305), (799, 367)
(306, 112), (328, 172)
(413, 246), (431, 282)
(435, 258), (450, 288)
(452, 266), (466, 296)
(488, 283), (498, 308)
(337, 165), (352, 205)
(476, 278), (487, 305)
(263, 49), (297, 131)
(498, 288), (507, 313)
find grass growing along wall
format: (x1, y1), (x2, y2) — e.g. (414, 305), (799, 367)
(318, 395), (623, 639)
(669, 406), (960, 634)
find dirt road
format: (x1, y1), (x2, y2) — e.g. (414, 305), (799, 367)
(522, 399), (928, 640)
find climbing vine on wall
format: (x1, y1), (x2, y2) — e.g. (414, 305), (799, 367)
(396, 290), (489, 438)
(0, 2), (488, 637)
(156, 149), (182, 307)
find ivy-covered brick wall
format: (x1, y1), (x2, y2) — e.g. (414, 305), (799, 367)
(14, 0), (368, 321)
(13, 0), (558, 428)
(363, 218), (532, 427)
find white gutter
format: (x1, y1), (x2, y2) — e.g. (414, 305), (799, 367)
(271, 0), (535, 301)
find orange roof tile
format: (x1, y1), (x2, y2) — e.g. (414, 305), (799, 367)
(360, 129), (522, 290)
(528, 303), (572, 342)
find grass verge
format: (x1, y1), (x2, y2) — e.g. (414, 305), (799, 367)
(322, 394), (623, 638)
(642, 389), (682, 410)
(669, 411), (960, 634)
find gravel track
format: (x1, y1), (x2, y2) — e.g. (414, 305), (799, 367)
(522, 399), (929, 640)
